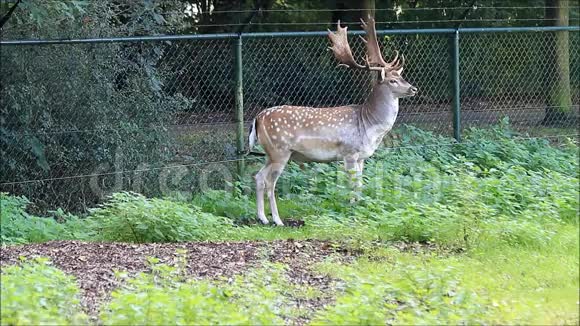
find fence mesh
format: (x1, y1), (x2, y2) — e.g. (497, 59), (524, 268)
(460, 31), (580, 131)
(1, 29), (578, 212)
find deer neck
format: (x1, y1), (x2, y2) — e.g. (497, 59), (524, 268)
(359, 84), (399, 135)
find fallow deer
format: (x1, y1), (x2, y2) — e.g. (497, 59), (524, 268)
(248, 16), (417, 226)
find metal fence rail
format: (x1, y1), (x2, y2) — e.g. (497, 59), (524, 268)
(1, 26), (578, 211)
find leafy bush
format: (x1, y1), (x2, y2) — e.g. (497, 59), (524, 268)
(1, 122), (577, 249)
(0, 193), (92, 244)
(192, 188), (256, 224)
(88, 192), (234, 243)
(0, 257), (88, 325)
(101, 258), (289, 325)
(0, 120), (577, 324)
(1, 1), (192, 211)
(483, 218), (558, 248)
(235, 123), (574, 249)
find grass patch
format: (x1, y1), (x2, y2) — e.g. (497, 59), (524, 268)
(313, 226), (579, 325)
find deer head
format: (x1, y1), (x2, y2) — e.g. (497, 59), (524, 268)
(327, 16), (417, 98)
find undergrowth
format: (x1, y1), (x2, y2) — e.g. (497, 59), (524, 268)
(3, 230), (577, 325)
(0, 257), (88, 325)
(1, 120), (578, 250)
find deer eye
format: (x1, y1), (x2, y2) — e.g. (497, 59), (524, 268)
(389, 80), (397, 84)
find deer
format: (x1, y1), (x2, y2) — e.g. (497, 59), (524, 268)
(247, 16), (417, 226)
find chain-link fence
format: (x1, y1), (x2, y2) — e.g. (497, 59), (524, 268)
(1, 27), (578, 212)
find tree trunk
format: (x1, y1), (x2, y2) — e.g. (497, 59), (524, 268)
(543, 0), (572, 125)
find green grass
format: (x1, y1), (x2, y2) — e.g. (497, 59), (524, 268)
(311, 224), (579, 325)
(1, 119), (578, 325)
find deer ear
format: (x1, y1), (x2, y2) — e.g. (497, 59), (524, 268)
(395, 67), (404, 74)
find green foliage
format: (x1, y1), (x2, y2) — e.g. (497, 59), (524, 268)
(1, 123), (578, 325)
(0, 257), (88, 325)
(101, 258), (289, 325)
(1, 0), (192, 211)
(1, 123), (578, 251)
(313, 258), (492, 325)
(313, 232), (579, 325)
(192, 188), (256, 223)
(194, 121), (576, 250)
(0, 193), (93, 244)
(3, 0), (578, 214)
(1, 232), (576, 325)
(456, 119), (579, 176)
(87, 192), (233, 243)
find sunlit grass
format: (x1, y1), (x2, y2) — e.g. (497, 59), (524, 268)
(312, 225), (579, 324)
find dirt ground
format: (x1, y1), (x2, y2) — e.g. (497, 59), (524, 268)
(0, 240), (356, 321)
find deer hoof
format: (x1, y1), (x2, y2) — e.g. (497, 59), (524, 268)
(272, 217), (284, 226)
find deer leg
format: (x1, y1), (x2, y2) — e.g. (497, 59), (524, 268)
(344, 156), (361, 203)
(344, 156), (359, 187)
(266, 157), (290, 226)
(255, 162), (271, 224)
(356, 159), (365, 189)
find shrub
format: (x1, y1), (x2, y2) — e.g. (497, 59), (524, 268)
(2, 121), (578, 248)
(482, 218), (559, 248)
(1, 1), (192, 212)
(0, 257), (88, 325)
(0, 192), (92, 244)
(88, 192), (234, 242)
(457, 118), (579, 176)
(192, 188), (256, 224)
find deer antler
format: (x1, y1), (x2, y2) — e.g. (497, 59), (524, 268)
(328, 16), (404, 73)
(327, 20), (365, 69)
(359, 16), (388, 67)
(389, 52), (405, 71)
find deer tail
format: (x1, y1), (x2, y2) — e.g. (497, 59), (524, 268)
(245, 117), (266, 157)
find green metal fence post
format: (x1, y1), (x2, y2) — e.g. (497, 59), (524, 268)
(234, 34), (245, 180)
(451, 29), (462, 142)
